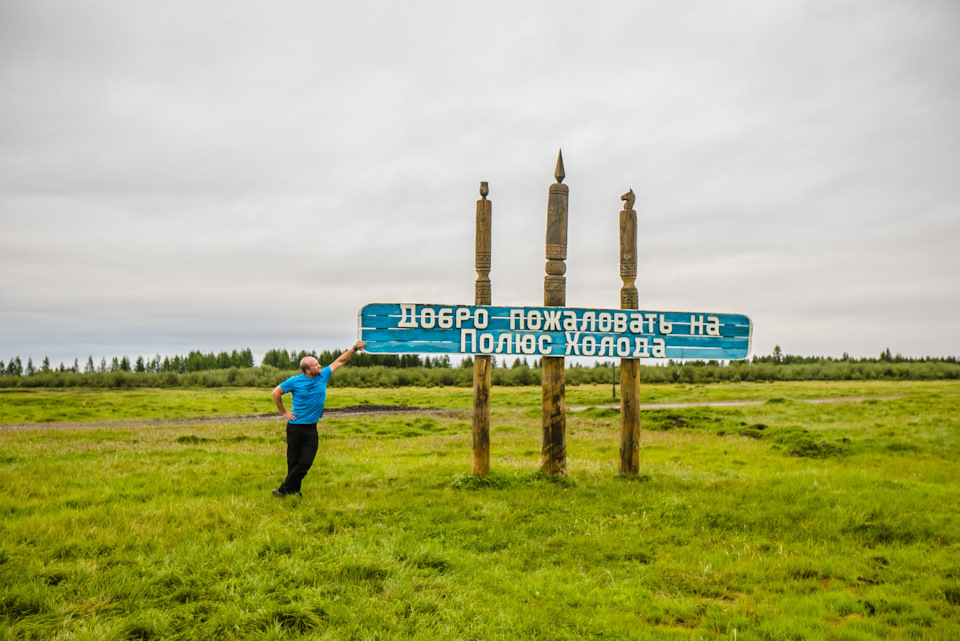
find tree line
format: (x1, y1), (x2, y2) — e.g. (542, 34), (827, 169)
(0, 350), (254, 377)
(0, 348), (455, 379)
(0, 345), (957, 389)
(261, 349), (451, 370)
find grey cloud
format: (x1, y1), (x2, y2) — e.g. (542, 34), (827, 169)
(2, 0), (958, 364)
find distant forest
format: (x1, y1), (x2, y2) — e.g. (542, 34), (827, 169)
(1, 345), (958, 389)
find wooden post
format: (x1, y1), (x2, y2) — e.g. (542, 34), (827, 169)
(619, 189), (641, 475)
(472, 182), (492, 476)
(542, 151), (568, 476)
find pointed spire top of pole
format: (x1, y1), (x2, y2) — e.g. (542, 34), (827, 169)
(554, 149), (565, 184)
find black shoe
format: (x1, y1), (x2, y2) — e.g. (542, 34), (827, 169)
(272, 489), (285, 498)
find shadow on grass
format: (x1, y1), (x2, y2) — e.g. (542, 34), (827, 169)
(450, 470), (578, 490)
(449, 470), (652, 490)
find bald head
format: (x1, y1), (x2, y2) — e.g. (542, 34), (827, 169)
(300, 356), (320, 375)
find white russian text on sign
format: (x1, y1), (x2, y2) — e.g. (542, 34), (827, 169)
(360, 304), (751, 360)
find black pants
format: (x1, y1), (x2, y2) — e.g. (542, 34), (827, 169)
(278, 422), (318, 495)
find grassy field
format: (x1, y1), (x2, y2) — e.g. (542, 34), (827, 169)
(0, 380), (926, 424)
(1, 381), (958, 640)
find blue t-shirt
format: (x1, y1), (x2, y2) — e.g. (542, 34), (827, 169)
(279, 367), (332, 424)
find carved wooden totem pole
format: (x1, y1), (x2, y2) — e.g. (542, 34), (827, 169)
(619, 189), (641, 475)
(473, 182), (492, 475)
(358, 154), (753, 478)
(542, 151), (568, 476)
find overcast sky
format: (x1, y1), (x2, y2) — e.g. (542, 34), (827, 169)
(1, 0), (958, 366)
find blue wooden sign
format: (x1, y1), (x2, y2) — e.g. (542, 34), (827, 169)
(359, 304), (752, 360)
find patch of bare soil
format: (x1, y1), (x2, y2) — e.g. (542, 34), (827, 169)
(326, 404), (440, 415)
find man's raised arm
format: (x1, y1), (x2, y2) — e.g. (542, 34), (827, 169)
(328, 341), (366, 373)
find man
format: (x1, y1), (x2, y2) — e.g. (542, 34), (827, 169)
(270, 341), (365, 497)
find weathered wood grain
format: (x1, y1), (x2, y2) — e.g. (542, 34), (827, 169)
(542, 151), (568, 476)
(541, 355), (566, 477)
(619, 358), (641, 475)
(473, 183), (492, 476)
(619, 192), (641, 475)
(472, 354), (491, 476)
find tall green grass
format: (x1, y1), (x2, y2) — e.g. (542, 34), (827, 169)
(0, 380), (932, 424)
(1, 382), (959, 639)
